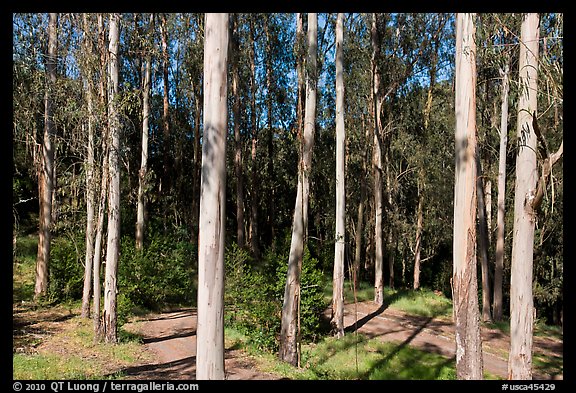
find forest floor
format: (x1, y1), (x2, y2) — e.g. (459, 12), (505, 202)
(118, 300), (563, 380)
(13, 300), (563, 380)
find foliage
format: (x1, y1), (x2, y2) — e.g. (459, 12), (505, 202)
(48, 236), (86, 303)
(118, 230), (197, 315)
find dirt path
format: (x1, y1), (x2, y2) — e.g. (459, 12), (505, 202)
(122, 302), (562, 380)
(121, 309), (283, 380)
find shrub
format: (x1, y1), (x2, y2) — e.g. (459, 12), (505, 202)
(48, 236), (85, 302)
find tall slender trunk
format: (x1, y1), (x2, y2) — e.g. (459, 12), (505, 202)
(280, 13), (317, 367)
(413, 179), (424, 290)
(493, 63), (509, 322)
(231, 15), (245, 248)
(191, 86), (201, 245)
(248, 17), (260, 258)
(103, 13), (121, 344)
(331, 12), (345, 339)
(371, 13), (384, 306)
(265, 16), (276, 241)
(160, 13), (171, 198)
(196, 13), (229, 380)
(354, 114), (369, 290)
(453, 13), (483, 380)
(81, 13), (96, 318)
(136, 14), (153, 251)
(35, 12), (58, 300)
(508, 13), (539, 380)
(476, 155), (492, 322)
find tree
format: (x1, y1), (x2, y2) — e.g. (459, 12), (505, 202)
(279, 12), (317, 367)
(508, 13), (540, 380)
(35, 12), (58, 300)
(196, 12), (229, 380)
(331, 12), (345, 339)
(136, 14), (154, 250)
(453, 12), (483, 380)
(103, 12), (121, 344)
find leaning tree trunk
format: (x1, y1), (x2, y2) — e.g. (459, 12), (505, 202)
(331, 12), (345, 339)
(280, 13), (317, 367)
(196, 12), (229, 381)
(35, 12), (58, 300)
(103, 12), (121, 344)
(476, 155), (492, 323)
(453, 12), (483, 380)
(493, 62), (509, 322)
(508, 13), (539, 380)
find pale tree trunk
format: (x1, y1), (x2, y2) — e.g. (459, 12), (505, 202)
(493, 63), (509, 323)
(371, 13), (384, 306)
(280, 13), (317, 367)
(160, 13), (171, 197)
(476, 155), (492, 322)
(196, 13), (229, 380)
(136, 14), (153, 251)
(93, 13), (108, 341)
(331, 12), (345, 339)
(453, 13), (483, 380)
(81, 13), (96, 318)
(413, 179), (423, 290)
(508, 13), (539, 380)
(231, 15), (245, 248)
(35, 12), (58, 300)
(353, 115), (369, 290)
(103, 13), (121, 344)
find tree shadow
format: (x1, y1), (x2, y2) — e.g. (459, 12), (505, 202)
(114, 356), (196, 380)
(142, 329), (196, 344)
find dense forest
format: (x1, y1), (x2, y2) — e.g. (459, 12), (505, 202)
(12, 13), (563, 380)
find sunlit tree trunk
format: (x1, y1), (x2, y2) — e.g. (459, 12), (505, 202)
(81, 13), (96, 318)
(35, 12), (58, 300)
(493, 62), (509, 322)
(508, 13), (539, 380)
(413, 179), (424, 290)
(103, 12), (121, 344)
(331, 12), (345, 339)
(280, 13), (317, 367)
(196, 13), (229, 380)
(453, 12), (483, 380)
(371, 13), (384, 306)
(136, 14), (154, 251)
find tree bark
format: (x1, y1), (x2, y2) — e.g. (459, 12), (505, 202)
(508, 13), (539, 380)
(196, 13), (229, 380)
(136, 14), (153, 251)
(160, 13), (171, 197)
(81, 13), (96, 318)
(371, 13), (384, 306)
(280, 13), (317, 367)
(331, 12), (345, 339)
(453, 13), (483, 380)
(248, 17), (260, 259)
(413, 179), (424, 290)
(35, 12), (58, 300)
(476, 155), (492, 322)
(103, 13), (121, 344)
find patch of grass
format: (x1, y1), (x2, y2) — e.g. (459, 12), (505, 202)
(386, 288), (452, 318)
(13, 313), (150, 379)
(13, 235), (38, 303)
(533, 353), (563, 379)
(534, 319), (563, 341)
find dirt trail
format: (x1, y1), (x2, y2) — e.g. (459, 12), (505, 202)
(122, 302), (562, 380)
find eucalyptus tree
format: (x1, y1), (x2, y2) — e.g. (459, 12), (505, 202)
(35, 12), (58, 300)
(196, 12), (229, 380)
(453, 12), (483, 380)
(280, 12), (317, 367)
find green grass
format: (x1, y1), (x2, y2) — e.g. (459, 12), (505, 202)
(13, 235), (38, 303)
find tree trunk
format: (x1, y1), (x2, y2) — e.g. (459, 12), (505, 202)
(81, 13), (96, 318)
(35, 12), (58, 300)
(453, 13), (483, 380)
(103, 13), (121, 344)
(508, 13), (539, 380)
(248, 17), (260, 259)
(413, 180), (424, 290)
(196, 13), (229, 380)
(160, 13), (171, 199)
(493, 63), (509, 323)
(476, 155), (492, 322)
(280, 13), (317, 367)
(136, 14), (153, 251)
(354, 115), (370, 288)
(331, 12), (345, 339)
(265, 15), (276, 242)
(371, 13), (384, 306)
(231, 15), (245, 248)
